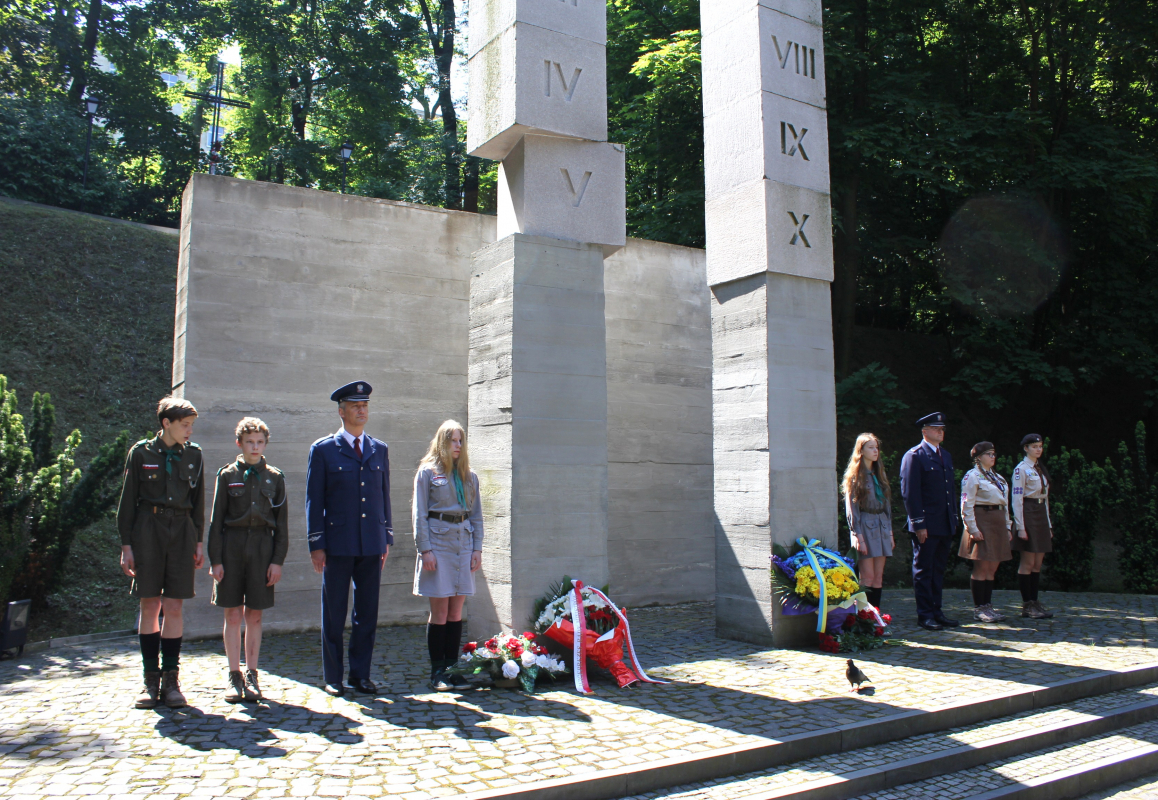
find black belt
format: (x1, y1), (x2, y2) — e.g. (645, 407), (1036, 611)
(975, 504), (1003, 510)
(429, 511), (467, 523)
(1027, 497), (1046, 504)
(149, 506), (189, 517)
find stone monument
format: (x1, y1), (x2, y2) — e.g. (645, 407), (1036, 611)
(702, 0), (839, 645)
(466, 0), (627, 634)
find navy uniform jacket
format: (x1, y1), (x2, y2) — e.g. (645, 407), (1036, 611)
(306, 430), (393, 556)
(899, 441), (959, 537)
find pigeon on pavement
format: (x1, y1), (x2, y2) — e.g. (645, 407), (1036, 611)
(846, 659), (871, 691)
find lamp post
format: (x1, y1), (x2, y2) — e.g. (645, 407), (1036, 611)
(339, 141), (353, 194)
(82, 96), (100, 191)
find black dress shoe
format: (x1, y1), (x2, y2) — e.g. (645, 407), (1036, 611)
(917, 619), (944, 631)
(323, 683), (346, 697)
(351, 678), (379, 694)
(935, 616), (961, 627)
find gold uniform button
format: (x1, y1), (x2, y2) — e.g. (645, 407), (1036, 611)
(362, 513), (366, 518)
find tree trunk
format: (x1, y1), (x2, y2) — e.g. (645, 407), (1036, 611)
(419, 0), (461, 209)
(67, 0), (102, 106)
(463, 156), (480, 213)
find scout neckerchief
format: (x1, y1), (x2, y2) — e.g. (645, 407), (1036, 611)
(981, 467), (1006, 493)
(158, 438), (183, 475)
(871, 473), (885, 504)
(243, 457), (264, 483)
(452, 468), (467, 508)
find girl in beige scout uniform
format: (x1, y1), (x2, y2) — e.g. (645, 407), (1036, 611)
(959, 441), (1013, 623)
(1012, 433), (1054, 619)
(207, 417), (289, 703)
(412, 420), (484, 691)
(841, 433), (894, 612)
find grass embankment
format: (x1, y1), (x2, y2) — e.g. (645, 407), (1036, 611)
(0, 198), (178, 640)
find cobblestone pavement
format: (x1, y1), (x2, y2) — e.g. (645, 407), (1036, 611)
(2, 590), (1157, 799)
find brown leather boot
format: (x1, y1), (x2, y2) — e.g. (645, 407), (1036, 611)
(224, 670), (245, 703)
(1023, 601), (1047, 620)
(161, 670), (187, 708)
(135, 670), (162, 709)
(1033, 600), (1055, 618)
(244, 669), (262, 702)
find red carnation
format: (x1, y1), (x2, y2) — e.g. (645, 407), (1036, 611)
(874, 626), (884, 636)
(522, 632), (536, 640)
(463, 642), (478, 654)
(881, 613), (892, 624)
(535, 645), (548, 655)
(484, 638), (498, 650)
(842, 615), (855, 630)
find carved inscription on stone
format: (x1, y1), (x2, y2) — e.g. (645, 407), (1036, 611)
(787, 211), (811, 247)
(758, 7), (825, 108)
(545, 61), (584, 101)
(771, 36), (816, 78)
(780, 122), (809, 159)
(561, 168), (593, 206)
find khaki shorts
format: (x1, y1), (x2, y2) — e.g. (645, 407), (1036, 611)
(131, 511), (197, 600)
(212, 528), (277, 610)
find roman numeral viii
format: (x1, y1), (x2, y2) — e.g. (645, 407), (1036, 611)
(771, 36), (817, 79)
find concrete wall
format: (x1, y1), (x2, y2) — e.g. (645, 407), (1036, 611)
(605, 239), (714, 607)
(174, 174), (713, 638)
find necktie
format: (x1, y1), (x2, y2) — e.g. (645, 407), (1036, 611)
(354, 436), (362, 460)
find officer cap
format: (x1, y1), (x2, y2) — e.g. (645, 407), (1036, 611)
(331, 381), (373, 403)
(917, 412), (946, 428)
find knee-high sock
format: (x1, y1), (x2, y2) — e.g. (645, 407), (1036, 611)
(1018, 572), (1032, 601)
(140, 631), (161, 672)
(869, 587), (883, 609)
(984, 580), (995, 606)
(160, 636), (182, 672)
(1030, 571), (1041, 601)
(427, 623), (446, 669)
(971, 579), (984, 606)
(444, 620), (464, 663)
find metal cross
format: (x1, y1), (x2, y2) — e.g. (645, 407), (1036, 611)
(184, 62), (251, 175)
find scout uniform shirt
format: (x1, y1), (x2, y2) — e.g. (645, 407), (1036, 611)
(1012, 459), (1052, 531)
(207, 456), (290, 567)
(960, 468), (1012, 535)
(116, 434), (205, 545)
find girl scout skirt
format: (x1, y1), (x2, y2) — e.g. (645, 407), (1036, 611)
(1011, 499), (1053, 553)
(958, 506), (1013, 562)
(413, 518), (476, 598)
(852, 509), (894, 557)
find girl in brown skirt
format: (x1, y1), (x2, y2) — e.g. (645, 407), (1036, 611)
(959, 442), (1013, 623)
(1012, 433), (1054, 619)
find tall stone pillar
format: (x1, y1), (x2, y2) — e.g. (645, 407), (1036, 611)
(702, 0), (839, 646)
(467, 0), (626, 634)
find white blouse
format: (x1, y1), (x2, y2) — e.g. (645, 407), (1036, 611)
(960, 467), (1012, 534)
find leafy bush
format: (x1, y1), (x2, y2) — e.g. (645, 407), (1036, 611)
(1113, 423), (1158, 593)
(835, 362), (909, 426)
(0, 375), (131, 609)
(1044, 445), (1110, 591)
(0, 97), (122, 213)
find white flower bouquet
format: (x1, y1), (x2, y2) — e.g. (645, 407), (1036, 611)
(447, 631), (567, 693)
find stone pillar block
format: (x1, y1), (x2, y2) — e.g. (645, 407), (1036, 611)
(467, 23), (608, 161)
(468, 234), (610, 636)
(711, 272), (837, 646)
(468, 0), (606, 57)
(497, 134), (626, 254)
(703, 0), (838, 647)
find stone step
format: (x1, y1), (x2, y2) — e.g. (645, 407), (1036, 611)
(845, 717), (1158, 800)
(617, 683), (1158, 800)
(463, 663), (1158, 800)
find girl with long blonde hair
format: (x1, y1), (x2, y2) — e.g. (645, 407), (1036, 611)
(841, 433), (894, 611)
(412, 420), (484, 691)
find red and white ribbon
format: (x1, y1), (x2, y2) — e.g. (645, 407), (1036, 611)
(568, 581), (591, 694)
(586, 585), (668, 685)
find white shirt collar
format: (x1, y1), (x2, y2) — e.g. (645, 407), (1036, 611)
(338, 427), (364, 450)
(921, 439), (940, 454)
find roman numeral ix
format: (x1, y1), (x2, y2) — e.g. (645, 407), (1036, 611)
(780, 122), (810, 160)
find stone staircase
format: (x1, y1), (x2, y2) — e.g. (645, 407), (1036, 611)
(463, 664), (1158, 800)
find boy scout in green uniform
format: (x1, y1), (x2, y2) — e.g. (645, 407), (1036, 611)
(117, 397), (205, 709)
(207, 417), (289, 702)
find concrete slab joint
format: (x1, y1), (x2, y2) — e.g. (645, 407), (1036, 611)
(703, 0), (839, 646)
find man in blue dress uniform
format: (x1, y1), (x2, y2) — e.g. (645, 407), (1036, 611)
(306, 381), (393, 695)
(900, 412), (960, 631)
